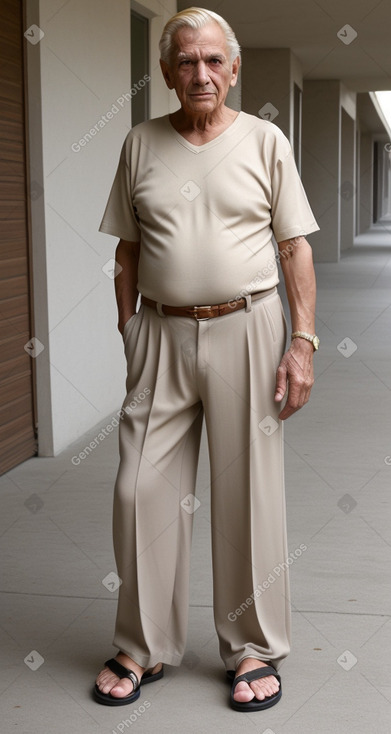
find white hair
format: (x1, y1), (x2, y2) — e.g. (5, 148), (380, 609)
(159, 7), (241, 64)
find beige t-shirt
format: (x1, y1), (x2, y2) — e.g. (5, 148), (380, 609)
(99, 111), (319, 306)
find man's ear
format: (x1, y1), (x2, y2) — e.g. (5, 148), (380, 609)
(160, 59), (174, 89)
(230, 55), (240, 88)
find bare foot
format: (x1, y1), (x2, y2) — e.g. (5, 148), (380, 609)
(95, 652), (162, 699)
(232, 657), (280, 703)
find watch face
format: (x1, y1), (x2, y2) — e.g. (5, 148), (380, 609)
(313, 336), (320, 350)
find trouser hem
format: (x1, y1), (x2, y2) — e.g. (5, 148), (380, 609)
(113, 642), (184, 669)
(228, 651), (289, 673)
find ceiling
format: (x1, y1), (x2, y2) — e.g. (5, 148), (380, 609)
(357, 93), (389, 134)
(177, 0), (391, 92)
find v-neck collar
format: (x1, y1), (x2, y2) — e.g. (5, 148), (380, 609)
(166, 111), (244, 154)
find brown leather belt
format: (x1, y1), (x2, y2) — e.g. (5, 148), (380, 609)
(140, 287), (276, 321)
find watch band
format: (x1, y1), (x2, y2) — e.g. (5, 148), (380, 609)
(291, 331), (320, 350)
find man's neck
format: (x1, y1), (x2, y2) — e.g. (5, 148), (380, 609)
(169, 106), (239, 144)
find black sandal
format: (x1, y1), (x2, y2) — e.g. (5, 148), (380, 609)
(93, 657), (164, 706)
(229, 664), (282, 711)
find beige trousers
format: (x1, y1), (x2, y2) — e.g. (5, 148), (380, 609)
(112, 289), (291, 672)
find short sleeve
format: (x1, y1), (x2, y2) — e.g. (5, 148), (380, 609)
(99, 137), (141, 241)
(270, 144), (319, 243)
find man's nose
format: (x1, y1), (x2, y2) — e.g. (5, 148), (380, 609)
(193, 60), (209, 85)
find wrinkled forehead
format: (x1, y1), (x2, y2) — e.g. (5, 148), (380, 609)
(171, 22), (229, 60)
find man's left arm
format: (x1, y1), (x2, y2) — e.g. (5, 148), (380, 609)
(274, 236), (317, 420)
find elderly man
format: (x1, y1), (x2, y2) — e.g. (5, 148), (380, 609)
(94, 7), (319, 712)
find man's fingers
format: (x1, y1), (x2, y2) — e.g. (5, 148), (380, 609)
(274, 364), (287, 402)
(279, 395), (304, 420)
(278, 376), (313, 419)
(278, 403), (295, 420)
(275, 346), (314, 419)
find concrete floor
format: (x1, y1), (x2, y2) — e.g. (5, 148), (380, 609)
(1, 232), (391, 734)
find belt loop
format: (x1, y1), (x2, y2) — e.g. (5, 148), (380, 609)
(244, 295), (252, 313)
(156, 302), (166, 318)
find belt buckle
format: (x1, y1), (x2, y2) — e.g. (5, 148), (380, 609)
(192, 305), (212, 321)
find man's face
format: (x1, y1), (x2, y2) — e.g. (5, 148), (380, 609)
(160, 22), (239, 116)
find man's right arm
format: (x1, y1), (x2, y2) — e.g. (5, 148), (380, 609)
(114, 239), (140, 335)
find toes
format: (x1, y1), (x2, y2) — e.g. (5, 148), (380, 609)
(251, 676), (280, 701)
(96, 668), (114, 689)
(95, 671), (111, 691)
(251, 684), (267, 700)
(96, 675), (134, 697)
(233, 681), (255, 703)
(97, 676), (116, 694)
(95, 666), (135, 696)
(100, 681), (115, 694)
(109, 681), (134, 698)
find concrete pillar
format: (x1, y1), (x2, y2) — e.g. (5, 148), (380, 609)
(241, 48), (302, 147)
(358, 132), (373, 233)
(340, 108), (355, 251)
(301, 80), (341, 262)
(385, 147), (391, 217)
(373, 140), (388, 221)
(380, 142), (391, 218)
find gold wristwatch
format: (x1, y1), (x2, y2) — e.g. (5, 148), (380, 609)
(291, 331), (320, 351)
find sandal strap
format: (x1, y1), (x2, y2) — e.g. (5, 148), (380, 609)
(233, 665), (280, 687)
(104, 658), (140, 691)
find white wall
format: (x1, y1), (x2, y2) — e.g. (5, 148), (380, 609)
(25, 0), (176, 455)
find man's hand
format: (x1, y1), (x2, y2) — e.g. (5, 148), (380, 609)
(274, 338), (314, 420)
(115, 239), (140, 335)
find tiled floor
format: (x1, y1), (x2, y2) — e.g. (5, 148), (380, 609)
(1, 230), (391, 734)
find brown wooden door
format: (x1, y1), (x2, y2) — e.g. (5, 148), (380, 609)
(0, 0), (37, 474)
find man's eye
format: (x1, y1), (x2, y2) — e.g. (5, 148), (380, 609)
(210, 58), (221, 65)
(180, 59), (192, 66)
